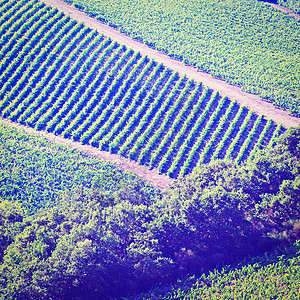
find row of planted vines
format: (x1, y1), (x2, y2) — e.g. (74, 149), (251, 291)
(0, 0), (284, 178)
(0, 122), (152, 212)
(63, 0), (300, 116)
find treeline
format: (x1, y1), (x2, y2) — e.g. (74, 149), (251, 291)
(0, 125), (299, 299)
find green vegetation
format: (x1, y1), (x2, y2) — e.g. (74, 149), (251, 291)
(278, 0), (300, 13)
(0, 0), (283, 178)
(134, 241), (300, 299)
(1, 0), (300, 297)
(0, 121), (153, 213)
(64, 0), (300, 116)
(0, 124), (299, 299)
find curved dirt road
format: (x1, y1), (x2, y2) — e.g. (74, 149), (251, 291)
(269, 3), (300, 20)
(41, 0), (300, 129)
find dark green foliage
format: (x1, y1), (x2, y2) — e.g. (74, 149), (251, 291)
(1, 126), (299, 299)
(134, 241), (300, 299)
(0, 187), (167, 299)
(0, 200), (26, 261)
(247, 127), (300, 235)
(177, 125), (300, 240)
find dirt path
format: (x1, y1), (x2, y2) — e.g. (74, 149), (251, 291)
(0, 117), (173, 190)
(41, 0), (300, 129)
(269, 3), (300, 20)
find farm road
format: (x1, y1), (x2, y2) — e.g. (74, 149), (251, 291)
(0, 118), (173, 190)
(41, 0), (300, 128)
(269, 3), (300, 20)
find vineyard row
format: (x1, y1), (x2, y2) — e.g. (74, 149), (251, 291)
(0, 0), (284, 178)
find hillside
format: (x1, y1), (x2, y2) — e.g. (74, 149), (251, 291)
(0, 0), (286, 178)
(0, 121), (155, 213)
(1, 0), (300, 298)
(0, 124), (299, 299)
(134, 241), (300, 299)
(62, 0), (300, 116)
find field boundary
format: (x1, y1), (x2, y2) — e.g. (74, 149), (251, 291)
(268, 3), (300, 20)
(0, 118), (173, 190)
(39, 0), (300, 129)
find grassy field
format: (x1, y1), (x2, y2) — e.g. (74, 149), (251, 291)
(0, 121), (154, 213)
(64, 0), (300, 116)
(278, 0), (300, 13)
(0, 0), (284, 178)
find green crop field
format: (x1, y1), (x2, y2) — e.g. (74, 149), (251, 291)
(1, 0), (300, 298)
(0, 0), (284, 178)
(64, 0), (300, 116)
(0, 121), (154, 213)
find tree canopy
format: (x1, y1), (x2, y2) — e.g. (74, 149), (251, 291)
(0, 125), (299, 299)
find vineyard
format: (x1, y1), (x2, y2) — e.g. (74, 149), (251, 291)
(1, 0), (300, 298)
(0, 121), (154, 212)
(0, 0), (284, 178)
(64, 0), (300, 116)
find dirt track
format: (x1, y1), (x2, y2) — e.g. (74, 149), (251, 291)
(0, 117), (173, 190)
(269, 3), (300, 20)
(4, 0), (299, 189)
(41, 0), (300, 129)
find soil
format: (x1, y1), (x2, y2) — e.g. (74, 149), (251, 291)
(268, 3), (300, 20)
(1, 118), (173, 190)
(40, 0), (300, 129)
(4, 0), (299, 189)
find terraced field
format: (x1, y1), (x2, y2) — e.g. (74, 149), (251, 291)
(0, 0), (284, 177)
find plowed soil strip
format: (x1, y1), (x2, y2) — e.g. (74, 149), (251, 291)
(1, 118), (173, 190)
(40, 0), (300, 129)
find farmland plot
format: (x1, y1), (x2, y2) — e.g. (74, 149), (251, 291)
(0, 0), (283, 177)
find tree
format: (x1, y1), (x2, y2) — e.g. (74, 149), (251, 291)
(0, 199), (25, 261)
